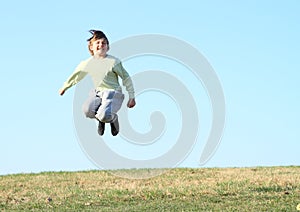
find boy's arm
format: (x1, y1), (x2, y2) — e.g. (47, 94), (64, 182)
(113, 61), (136, 108)
(122, 77), (135, 99)
(59, 62), (88, 95)
(114, 62), (135, 99)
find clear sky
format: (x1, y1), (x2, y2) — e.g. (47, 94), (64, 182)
(0, 0), (299, 175)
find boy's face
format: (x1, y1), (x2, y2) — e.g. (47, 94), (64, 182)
(90, 38), (109, 57)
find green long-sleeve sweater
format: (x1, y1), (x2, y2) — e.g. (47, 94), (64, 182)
(61, 55), (135, 98)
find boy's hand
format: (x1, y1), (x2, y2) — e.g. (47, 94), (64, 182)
(127, 98), (136, 108)
(59, 88), (65, 96)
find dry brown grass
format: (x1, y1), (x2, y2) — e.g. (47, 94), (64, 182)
(1, 166), (299, 211)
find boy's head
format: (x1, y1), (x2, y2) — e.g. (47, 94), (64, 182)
(87, 30), (109, 55)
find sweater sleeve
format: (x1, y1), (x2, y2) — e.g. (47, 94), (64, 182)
(61, 61), (88, 92)
(113, 61), (135, 99)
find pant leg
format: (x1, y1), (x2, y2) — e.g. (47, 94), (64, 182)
(82, 89), (101, 119)
(95, 90), (124, 123)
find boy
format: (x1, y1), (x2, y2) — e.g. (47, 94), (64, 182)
(59, 30), (136, 136)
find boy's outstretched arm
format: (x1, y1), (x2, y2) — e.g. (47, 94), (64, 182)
(59, 61), (88, 97)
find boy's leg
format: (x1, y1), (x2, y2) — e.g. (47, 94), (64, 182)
(82, 89), (102, 119)
(97, 121), (105, 136)
(95, 91), (124, 122)
(82, 89), (108, 136)
(82, 90), (106, 136)
(110, 115), (119, 136)
(95, 90), (124, 135)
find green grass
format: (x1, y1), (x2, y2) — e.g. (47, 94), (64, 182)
(1, 167), (300, 211)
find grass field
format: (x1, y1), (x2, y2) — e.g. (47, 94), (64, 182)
(1, 166), (299, 211)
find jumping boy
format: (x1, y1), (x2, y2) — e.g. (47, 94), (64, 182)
(59, 30), (136, 136)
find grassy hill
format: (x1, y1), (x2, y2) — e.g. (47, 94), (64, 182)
(1, 166), (299, 211)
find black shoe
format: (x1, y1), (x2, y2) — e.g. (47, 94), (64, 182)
(98, 121), (105, 136)
(110, 118), (119, 136)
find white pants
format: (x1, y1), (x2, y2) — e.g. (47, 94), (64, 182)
(82, 89), (124, 123)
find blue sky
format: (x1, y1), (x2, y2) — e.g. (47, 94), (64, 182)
(0, 0), (299, 175)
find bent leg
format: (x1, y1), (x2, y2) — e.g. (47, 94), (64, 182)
(95, 91), (124, 123)
(82, 90), (101, 119)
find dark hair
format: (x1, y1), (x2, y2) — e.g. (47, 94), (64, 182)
(87, 30), (109, 55)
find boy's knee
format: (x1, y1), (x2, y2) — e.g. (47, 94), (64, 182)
(82, 105), (93, 118)
(84, 111), (96, 119)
